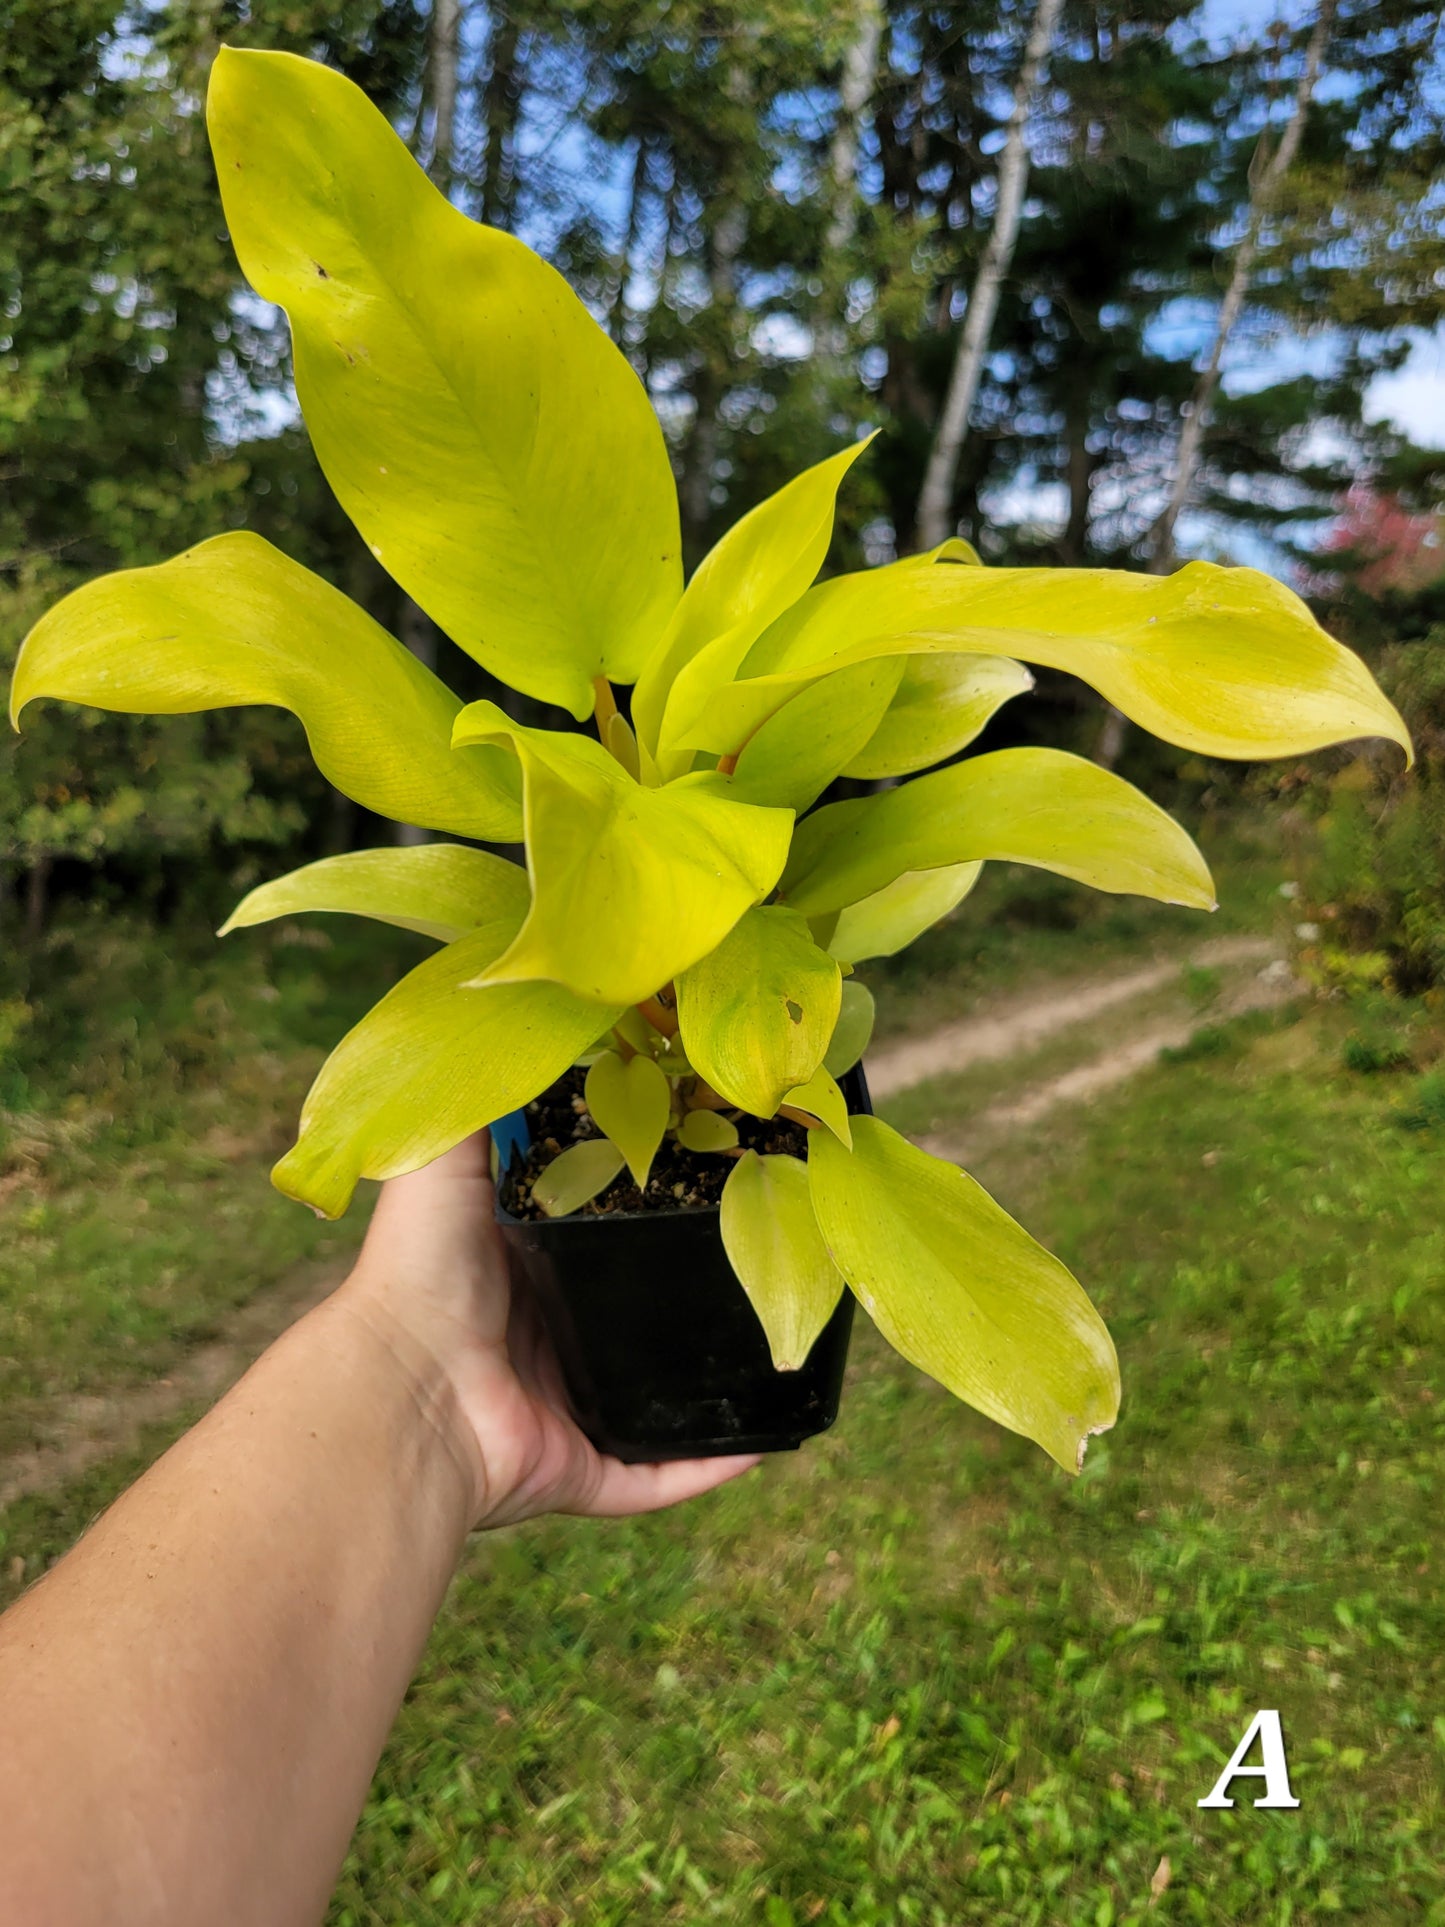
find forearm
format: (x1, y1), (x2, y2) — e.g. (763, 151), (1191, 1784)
(0, 1284), (479, 1927)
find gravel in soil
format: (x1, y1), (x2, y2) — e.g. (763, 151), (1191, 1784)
(498, 1067), (809, 1221)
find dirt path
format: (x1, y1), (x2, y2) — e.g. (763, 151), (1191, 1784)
(866, 933), (1279, 1099)
(0, 1259), (348, 1513)
(916, 950), (1295, 1162)
(0, 931), (1295, 1511)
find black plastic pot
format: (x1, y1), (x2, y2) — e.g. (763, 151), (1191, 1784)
(497, 1064), (871, 1463)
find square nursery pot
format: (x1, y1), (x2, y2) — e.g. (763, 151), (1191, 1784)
(496, 1065), (871, 1463)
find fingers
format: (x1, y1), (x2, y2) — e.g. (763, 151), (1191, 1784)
(575, 1452), (764, 1519)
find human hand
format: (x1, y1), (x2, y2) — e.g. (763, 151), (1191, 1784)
(339, 1133), (762, 1530)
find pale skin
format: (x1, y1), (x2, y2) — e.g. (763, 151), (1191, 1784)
(0, 1134), (759, 1927)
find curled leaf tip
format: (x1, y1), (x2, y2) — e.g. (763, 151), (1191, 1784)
(1076, 1416), (1116, 1475)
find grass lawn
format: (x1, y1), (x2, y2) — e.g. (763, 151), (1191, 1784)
(3, 983), (1442, 1922)
(0, 912), (424, 1451)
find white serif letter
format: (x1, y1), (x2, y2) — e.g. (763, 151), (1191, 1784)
(1197, 1709), (1300, 1809)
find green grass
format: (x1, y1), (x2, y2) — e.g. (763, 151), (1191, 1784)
(0, 910), (422, 1448)
(4, 997), (1442, 1923)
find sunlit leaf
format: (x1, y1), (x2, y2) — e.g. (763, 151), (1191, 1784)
(532, 1139), (626, 1218)
(823, 980), (875, 1077)
(680, 557), (1412, 765)
(782, 748), (1215, 918)
(219, 844), (529, 943)
(638, 436), (875, 770)
(782, 1065), (852, 1147)
(453, 700), (791, 1004)
(584, 1050), (671, 1189)
(721, 1152), (847, 1370)
(677, 1109), (740, 1152)
(809, 1118), (1119, 1472)
(272, 906), (619, 1218)
(10, 532), (522, 840)
(208, 48), (680, 718)
(825, 863), (983, 965)
(843, 655), (1033, 780)
(675, 906), (841, 1117)
(723, 658), (905, 811)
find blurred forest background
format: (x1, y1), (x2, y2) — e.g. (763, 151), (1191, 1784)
(2, 0), (1443, 974)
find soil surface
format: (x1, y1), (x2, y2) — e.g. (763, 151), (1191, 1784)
(498, 1066), (809, 1220)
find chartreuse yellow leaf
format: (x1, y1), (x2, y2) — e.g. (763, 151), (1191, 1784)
(809, 1119), (1119, 1472)
(533, 1140), (625, 1218)
(220, 844), (529, 943)
(453, 701), (791, 1004)
(782, 748), (1215, 919)
(207, 49), (679, 718)
(677, 1110), (740, 1153)
(675, 906), (841, 1117)
(272, 906), (619, 1218)
(9, 532), (521, 840)
(824, 980), (875, 1077)
(825, 863), (983, 965)
(723, 658), (905, 811)
(782, 1065), (851, 1147)
(634, 436), (874, 765)
(584, 1051), (670, 1189)
(843, 655), (1033, 780)
(721, 1153), (847, 1370)
(681, 558), (1412, 765)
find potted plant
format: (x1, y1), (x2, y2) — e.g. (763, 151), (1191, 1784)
(10, 49), (1409, 1471)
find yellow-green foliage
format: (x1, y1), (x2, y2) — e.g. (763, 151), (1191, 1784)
(9, 50), (1411, 1473)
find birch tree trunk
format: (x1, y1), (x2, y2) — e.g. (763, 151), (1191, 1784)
(914, 0), (1065, 551)
(816, 0), (883, 378)
(1145, 0), (1336, 573)
(1095, 1), (1336, 771)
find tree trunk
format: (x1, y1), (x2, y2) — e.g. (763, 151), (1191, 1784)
(817, 0), (883, 368)
(481, 15), (521, 230)
(1095, 2), (1336, 773)
(679, 198), (746, 557)
(607, 137), (650, 340)
(1061, 393), (1095, 565)
(24, 853), (51, 944)
(914, 0), (1065, 550)
(428, 0), (459, 187)
(1144, 0), (1336, 572)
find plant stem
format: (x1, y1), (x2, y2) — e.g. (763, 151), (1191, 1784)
(636, 992), (679, 1037)
(592, 675), (620, 739)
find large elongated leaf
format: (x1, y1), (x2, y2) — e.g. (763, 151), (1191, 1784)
(721, 1153), (847, 1370)
(680, 557), (1411, 764)
(782, 748), (1215, 918)
(452, 701), (792, 1004)
(208, 49), (680, 719)
(843, 655), (1033, 780)
(10, 533), (521, 840)
(634, 437), (873, 765)
(675, 906), (841, 1117)
(809, 1119), (1119, 1472)
(220, 844), (529, 943)
(824, 863), (983, 965)
(272, 908), (619, 1218)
